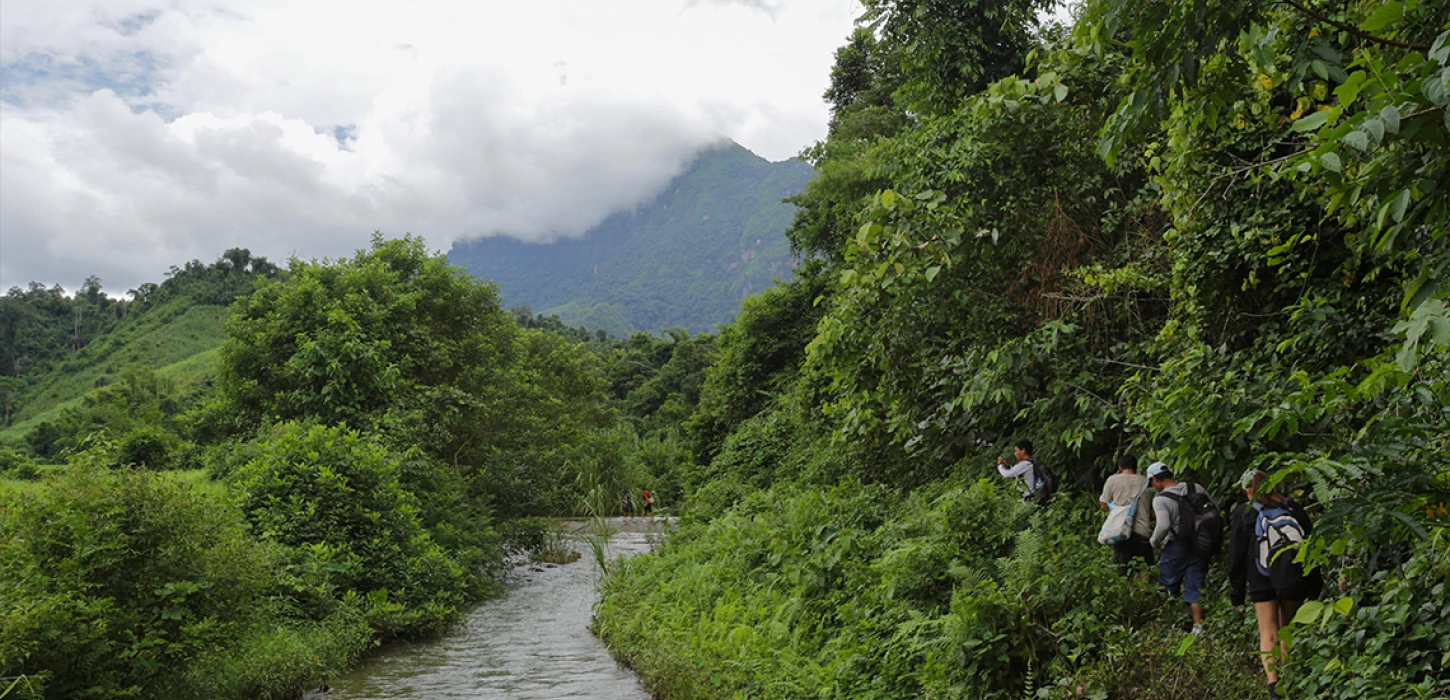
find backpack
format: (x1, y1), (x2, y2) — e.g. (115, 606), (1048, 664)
(1027, 459), (1058, 505)
(1254, 503), (1307, 579)
(1158, 484), (1225, 559)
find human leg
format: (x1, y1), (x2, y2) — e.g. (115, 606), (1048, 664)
(1182, 554), (1208, 631)
(1276, 599), (1302, 666)
(1132, 537), (1155, 570)
(1253, 600), (1281, 683)
(1158, 541), (1188, 599)
(1112, 541), (1133, 576)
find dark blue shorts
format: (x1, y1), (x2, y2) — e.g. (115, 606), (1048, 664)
(1158, 540), (1208, 604)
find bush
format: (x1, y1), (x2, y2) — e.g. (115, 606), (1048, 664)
(596, 479), (1262, 699)
(116, 425), (181, 469)
(234, 422), (472, 638)
(178, 610), (372, 700)
(0, 465), (271, 699)
(0, 445), (40, 480)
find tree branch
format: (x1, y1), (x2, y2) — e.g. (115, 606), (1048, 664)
(1278, 0), (1431, 51)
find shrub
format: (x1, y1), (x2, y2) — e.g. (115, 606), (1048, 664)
(234, 422), (471, 638)
(116, 425), (180, 469)
(0, 445), (40, 480)
(0, 465), (270, 699)
(596, 479), (1261, 699)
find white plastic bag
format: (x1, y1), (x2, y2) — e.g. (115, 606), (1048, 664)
(1097, 503), (1133, 545)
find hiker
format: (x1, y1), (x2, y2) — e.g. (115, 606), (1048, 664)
(995, 440), (1039, 501)
(1099, 454), (1155, 575)
(642, 489), (654, 517)
(1229, 469), (1321, 700)
(621, 490), (633, 517)
(1147, 462), (1217, 635)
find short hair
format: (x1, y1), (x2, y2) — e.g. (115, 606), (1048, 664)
(1116, 454), (1138, 472)
(1015, 439), (1034, 456)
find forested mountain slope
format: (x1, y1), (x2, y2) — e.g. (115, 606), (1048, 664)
(595, 1), (1450, 698)
(0, 251), (279, 450)
(447, 141), (814, 335)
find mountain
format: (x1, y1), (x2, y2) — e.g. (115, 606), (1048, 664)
(446, 142), (815, 335)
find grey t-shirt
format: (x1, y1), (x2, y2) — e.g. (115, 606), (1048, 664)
(1100, 473), (1154, 538)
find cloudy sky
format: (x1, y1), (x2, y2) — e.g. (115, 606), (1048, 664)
(0, 0), (867, 293)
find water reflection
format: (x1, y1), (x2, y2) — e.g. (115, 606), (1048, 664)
(318, 519), (661, 700)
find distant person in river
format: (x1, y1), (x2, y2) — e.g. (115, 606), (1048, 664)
(1099, 454), (1155, 575)
(996, 440), (1039, 502)
(1229, 469), (1321, 700)
(1147, 462), (1215, 635)
(641, 489), (654, 517)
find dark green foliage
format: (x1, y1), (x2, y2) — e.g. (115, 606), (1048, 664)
(221, 235), (515, 448)
(598, 1), (1449, 696)
(447, 142), (814, 334)
(687, 262), (828, 465)
(1281, 532), (1450, 699)
(0, 465), (271, 699)
(860, 0), (1057, 115)
(597, 480), (1262, 699)
(0, 444), (39, 480)
(235, 423), (471, 638)
(22, 366), (194, 465)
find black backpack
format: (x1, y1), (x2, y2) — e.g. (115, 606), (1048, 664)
(1158, 483), (1224, 558)
(1028, 459), (1058, 505)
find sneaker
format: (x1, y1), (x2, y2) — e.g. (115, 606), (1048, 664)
(1267, 681), (1279, 700)
(1191, 624), (1204, 636)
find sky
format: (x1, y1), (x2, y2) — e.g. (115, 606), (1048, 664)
(0, 0), (867, 294)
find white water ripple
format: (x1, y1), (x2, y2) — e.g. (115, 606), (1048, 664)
(317, 520), (660, 700)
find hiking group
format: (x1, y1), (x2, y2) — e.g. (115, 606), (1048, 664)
(619, 488), (656, 518)
(995, 440), (1319, 700)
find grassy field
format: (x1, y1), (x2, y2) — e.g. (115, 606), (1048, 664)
(1, 302), (228, 444)
(0, 468), (219, 500)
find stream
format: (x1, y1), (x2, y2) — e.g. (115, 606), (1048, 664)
(314, 518), (663, 700)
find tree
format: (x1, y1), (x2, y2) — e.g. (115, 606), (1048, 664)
(219, 234), (518, 466)
(860, 0), (1056, 115)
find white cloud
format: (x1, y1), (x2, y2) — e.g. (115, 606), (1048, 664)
(0, 0), (860, 292)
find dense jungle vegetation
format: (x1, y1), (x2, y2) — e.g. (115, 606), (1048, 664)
(594, 0), (1449, 698)
(2, 0), (1447, 697)
(0, 237), (713, 698)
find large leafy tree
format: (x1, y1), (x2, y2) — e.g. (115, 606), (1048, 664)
(218, 234), (519, 469)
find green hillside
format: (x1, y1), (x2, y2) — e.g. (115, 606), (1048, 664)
(0, 250), (277, 446)
(8, 303), (226, 424)
(447, 141), (814, 334)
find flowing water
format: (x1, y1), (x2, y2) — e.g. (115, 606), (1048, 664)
(316, 519), (662, 700)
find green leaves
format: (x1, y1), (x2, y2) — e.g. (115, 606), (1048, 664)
(1359, 1), (1403, 32)
(1292, 110), (1330, 132)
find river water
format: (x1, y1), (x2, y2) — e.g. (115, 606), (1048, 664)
(316, 519), (661, 700)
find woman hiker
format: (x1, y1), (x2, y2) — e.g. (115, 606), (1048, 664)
(1228, 469), (1322, 700)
